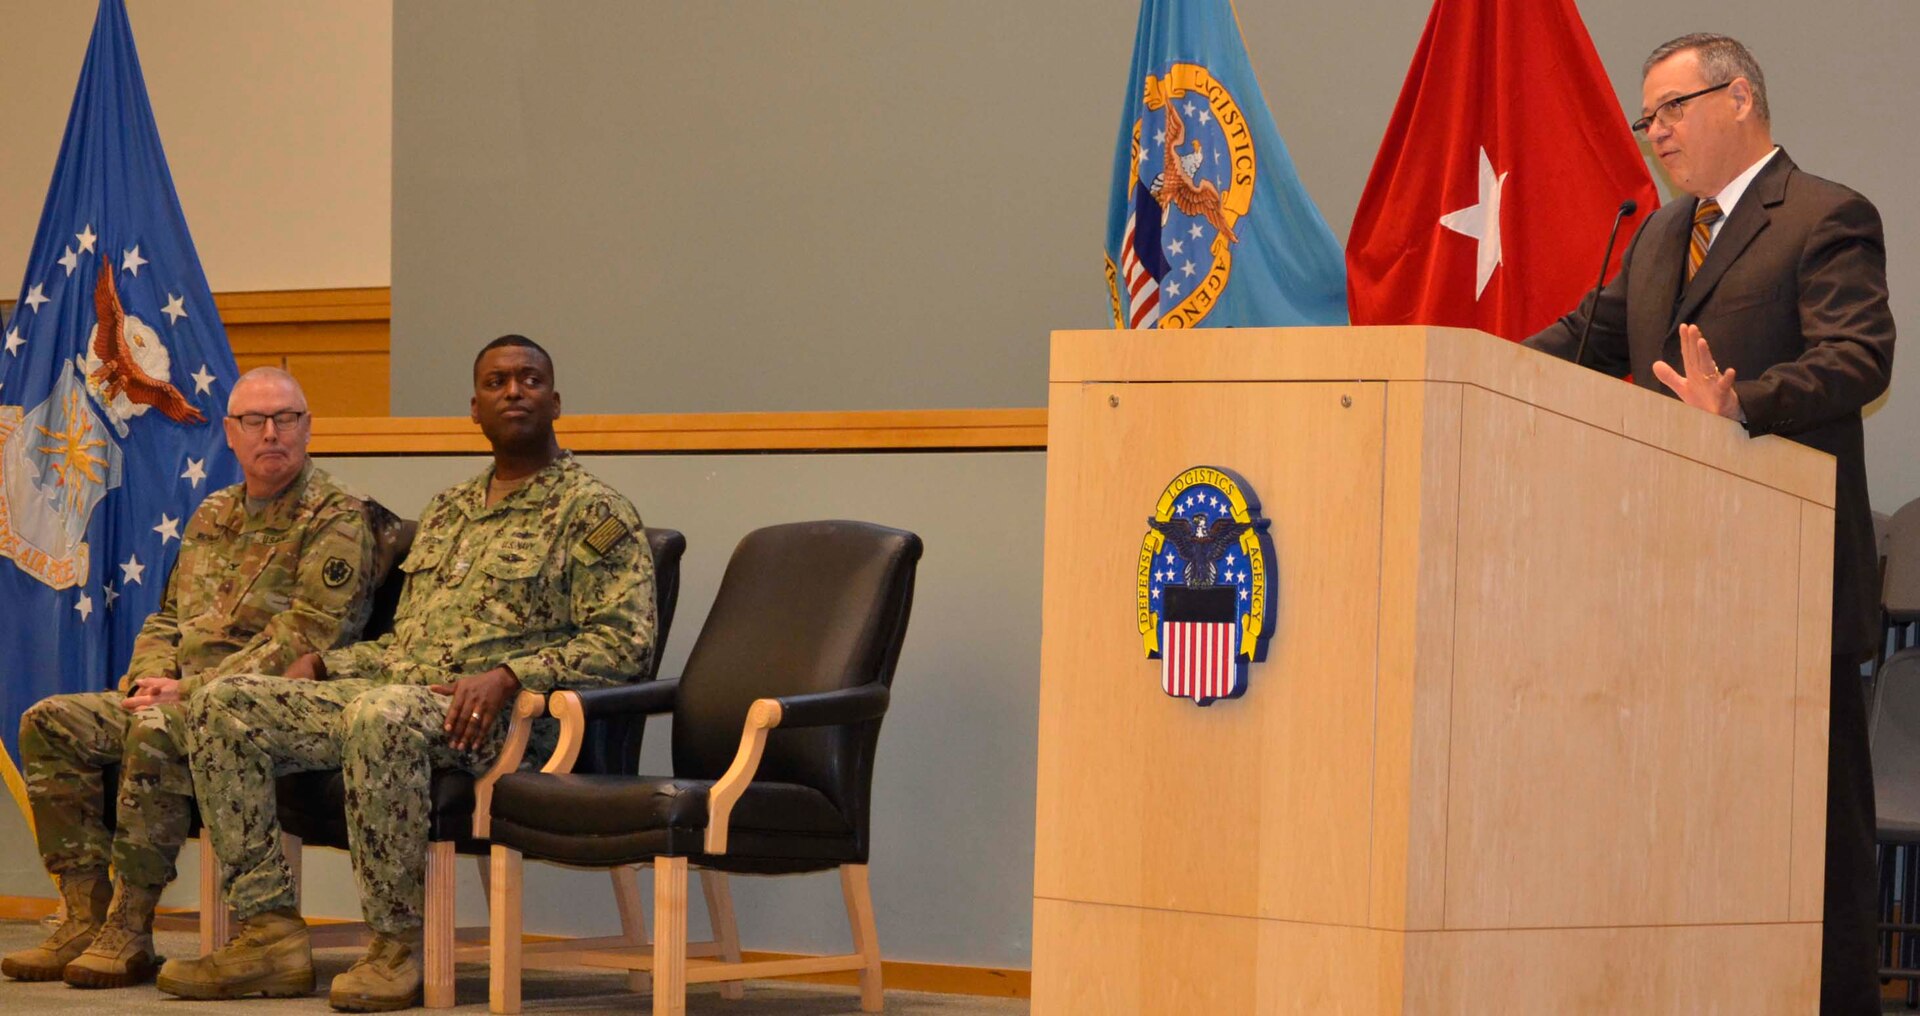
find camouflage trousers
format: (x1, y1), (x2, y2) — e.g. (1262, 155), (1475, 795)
(19, 691), (194, 890)
(186, 675), (507, 934)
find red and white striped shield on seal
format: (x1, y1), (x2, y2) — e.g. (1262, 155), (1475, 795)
(1160, 620), (1241, 703)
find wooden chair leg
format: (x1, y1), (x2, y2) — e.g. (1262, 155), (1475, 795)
(699, 870), (744, 1000)
(840, 864), (882, 1012)
(653, 857), (688, 1016)
(488, 846), (523, 1015)
(424, 840), (456, 1008)
(474, 854), (492, 903)
(611, 865), (651, 992)
(199, 829), (230, 954)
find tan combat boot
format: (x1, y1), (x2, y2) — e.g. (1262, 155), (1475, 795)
(155, 905), (313, 999)
(327, 931), (423, 1012)
(63, 879), (162, 988)
(1, 870), (111, 981)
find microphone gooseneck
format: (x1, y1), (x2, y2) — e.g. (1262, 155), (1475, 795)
(1573, 199), (1638, 369)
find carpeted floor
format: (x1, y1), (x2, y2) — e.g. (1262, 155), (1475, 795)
(10, 920), (1920, 1014)
(0, 920), (1030, 1015)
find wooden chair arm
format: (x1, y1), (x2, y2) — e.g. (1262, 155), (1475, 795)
(472, 690), (549, 840)
(704, 698), (785, 855)
(543, 689), (587, 774)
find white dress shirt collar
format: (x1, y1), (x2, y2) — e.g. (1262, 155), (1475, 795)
(1703, 147), (1781, 241)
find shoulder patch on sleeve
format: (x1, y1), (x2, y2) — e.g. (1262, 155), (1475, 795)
(582, 515), (631, 557)
(322, 557), (356, 589)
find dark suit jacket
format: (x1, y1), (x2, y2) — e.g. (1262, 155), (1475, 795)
(1525, 150), (1895, 658)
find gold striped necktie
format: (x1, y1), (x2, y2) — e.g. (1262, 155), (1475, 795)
(1688, 198), (1722, 279)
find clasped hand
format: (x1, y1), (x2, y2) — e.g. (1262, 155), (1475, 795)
(120, 676), (180, 711)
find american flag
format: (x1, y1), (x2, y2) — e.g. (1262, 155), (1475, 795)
(1120, 208), (1162, 328)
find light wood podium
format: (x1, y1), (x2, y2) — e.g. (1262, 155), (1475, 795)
(1032, 327), (1836, 1014)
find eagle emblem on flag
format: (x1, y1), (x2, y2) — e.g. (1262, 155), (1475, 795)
(82, 256), (205, 434)
(1106, 64), (1256, 331)
(1136, 465), (1276, 705)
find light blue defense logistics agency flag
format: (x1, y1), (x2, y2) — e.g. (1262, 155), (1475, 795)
(1105, 0), (1348, 329)
(0, 0), (241, 816)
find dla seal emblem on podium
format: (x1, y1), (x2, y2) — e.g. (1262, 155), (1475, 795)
(1136, 466), (1275, 705)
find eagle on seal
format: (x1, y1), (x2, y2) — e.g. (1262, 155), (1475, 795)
(1148, 511), (1252, 587)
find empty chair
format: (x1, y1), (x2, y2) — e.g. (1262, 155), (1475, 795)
(481, 520), (923, 1015)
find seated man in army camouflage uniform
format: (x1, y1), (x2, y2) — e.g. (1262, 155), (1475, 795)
(158, 335), (656, 1013)
(2, 367), (379, 989)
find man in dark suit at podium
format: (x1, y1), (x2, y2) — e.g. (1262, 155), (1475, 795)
(1524, 33), (1896, 1014)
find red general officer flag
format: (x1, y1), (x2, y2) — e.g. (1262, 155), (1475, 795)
(1346, 0), (1660, 340)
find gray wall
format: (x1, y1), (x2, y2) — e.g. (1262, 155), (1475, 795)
(391, 0), (1129, 415)
(393, 0), (1920, 510)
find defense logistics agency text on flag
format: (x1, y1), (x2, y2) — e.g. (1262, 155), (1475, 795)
(1104, 0), (1347, 329)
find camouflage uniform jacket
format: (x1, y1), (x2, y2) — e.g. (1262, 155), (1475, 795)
(320, 453), (655, 694)
(122, 462), (378, 697)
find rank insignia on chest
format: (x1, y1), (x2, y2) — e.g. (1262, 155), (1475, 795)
(1135, 465), (1276, 706)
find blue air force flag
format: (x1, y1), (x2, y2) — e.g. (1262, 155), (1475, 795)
(1104, 0), (1348, 329)
(0, 0), (240, 813)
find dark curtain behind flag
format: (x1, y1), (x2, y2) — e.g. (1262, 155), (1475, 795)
(1345, 0), (1661, 340)
(0, 0), (240, 817)
(1103, 0), (1348, 330)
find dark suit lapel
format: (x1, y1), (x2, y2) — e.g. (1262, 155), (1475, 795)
(1636, 204), (1691, 362)
(1670, 150), (1792, 330)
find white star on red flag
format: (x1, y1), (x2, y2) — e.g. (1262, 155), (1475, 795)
(1438, 147), (1508, 300)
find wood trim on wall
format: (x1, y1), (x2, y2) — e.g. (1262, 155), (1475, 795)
(211, 286), (390, 325)
(8, 287), (1051, 452)
(5, 286), (397, 417)
(2, 286), (390, 323)
(214, 288), (393, 417)
(310, 409), (1049, 455)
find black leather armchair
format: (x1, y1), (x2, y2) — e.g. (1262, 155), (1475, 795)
(480, 520), (922, 1015)
(262, 526), (685, 1008)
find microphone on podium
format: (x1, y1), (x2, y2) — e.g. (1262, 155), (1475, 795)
(1572, 199), (1638, 370)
